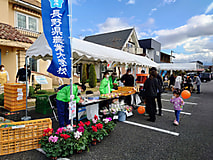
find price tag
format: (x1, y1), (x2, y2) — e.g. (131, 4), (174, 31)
(113, 115), (118, 120)
(18, 92), (23, 96)
(12, 125), (25, 129)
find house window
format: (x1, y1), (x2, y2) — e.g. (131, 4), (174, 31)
(16, 12), (38, 32)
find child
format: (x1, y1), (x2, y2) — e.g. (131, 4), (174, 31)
(170, 90), (184, 125)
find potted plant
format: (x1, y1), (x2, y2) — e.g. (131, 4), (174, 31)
(103, 117), (116, 133)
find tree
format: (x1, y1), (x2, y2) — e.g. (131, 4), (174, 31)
(82, 64), (87, 85)
(89, 64), (97, 88)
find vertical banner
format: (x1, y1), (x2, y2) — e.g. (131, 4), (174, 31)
(41, 0), (71, 78)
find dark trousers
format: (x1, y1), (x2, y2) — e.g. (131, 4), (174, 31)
(175, 110), (181, 122)
(146, 96), (156, 121)
(197, 85), (200, 93)
(157, 93), (162, 115)
(56, 100), (70, 127)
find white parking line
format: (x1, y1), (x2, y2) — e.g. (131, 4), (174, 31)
(123, 121), (179, 136)
(161, 99), (198, 105)
(160, 108), (192, 115)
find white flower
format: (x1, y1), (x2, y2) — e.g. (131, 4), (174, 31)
(103, 118), (109, 124)
(74, 131), (82, 140)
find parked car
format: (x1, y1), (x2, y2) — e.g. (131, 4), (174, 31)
(200, 73), (211, 82)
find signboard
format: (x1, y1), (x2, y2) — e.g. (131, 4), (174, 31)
(35, 76), (48, 84)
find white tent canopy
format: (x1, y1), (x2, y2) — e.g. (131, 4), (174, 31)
(26, 33), (158, 68)
(159, 63), (198, 71)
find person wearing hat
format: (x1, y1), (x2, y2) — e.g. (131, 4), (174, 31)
(56, 83), (86, 127)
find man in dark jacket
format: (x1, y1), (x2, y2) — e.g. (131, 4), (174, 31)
(121, 68), (134, 86)
(143, 67), (158, 122)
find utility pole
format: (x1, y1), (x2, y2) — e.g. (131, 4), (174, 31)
(170, 50), (173, 74)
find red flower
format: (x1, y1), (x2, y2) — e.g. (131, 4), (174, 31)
(60, 134), (71, 140)
(43, 134), (46, 137)
(44, 128), (53, 134)
(94, 115), (98, 120)
(85, 121), (90, 126)
(92, 126), (97, 132)
(96, 123), (103, 129)
(78, 121), (85, 127)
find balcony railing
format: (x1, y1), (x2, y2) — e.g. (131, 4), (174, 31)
(15, 27), (41, 38)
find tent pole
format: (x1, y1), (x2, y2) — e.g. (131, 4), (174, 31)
(21, 56), (31, 121)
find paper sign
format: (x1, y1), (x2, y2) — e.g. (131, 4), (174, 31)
(17, 88), (22, 92)
(113, 115), (118, 120)
(69, 101), (76, 120)
(17, 96), (23, 101)
(126, 111), (133, 117)
(12, 125), (25, 129)
(35, 76), (48, 84)
(18, 92), (23, 96)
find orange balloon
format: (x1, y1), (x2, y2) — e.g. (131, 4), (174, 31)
(181, 90), (191, 99)
(138, 106), (145, 114)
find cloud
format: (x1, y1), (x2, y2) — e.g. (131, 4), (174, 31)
(72, 0), (86, 5)
(97, 17), (131, 33)
(173, 52), (213, 65)
(205, 2), (213, 14)
(126, 0), (135, 5)
(163, 0), (176, 4)
(81, 28), (94, 33)
(154, 14), (213, 49)
(149, 8), (157, 16)
(118, 0), (122, 2)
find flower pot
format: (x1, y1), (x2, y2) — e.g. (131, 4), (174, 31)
(118, 111), (126, 122)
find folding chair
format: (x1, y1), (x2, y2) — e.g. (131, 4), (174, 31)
(48, 94), (58, 121)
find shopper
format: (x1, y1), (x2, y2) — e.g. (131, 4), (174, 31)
(174, 74), (182, 90)
(169, 74), (175, 88)
(99, 71), (111, 94)
(143, 67), (158, 122)
(156, 73), (163, 116)
(56, 83), (86, 127)
(0, 65), (9, 86)
(16, 64), (31, 96)
(121, 68), (134, 87)
(194, 73), (201, 94)
(170, 90), (184, 125)
(186, 76), (193, 92)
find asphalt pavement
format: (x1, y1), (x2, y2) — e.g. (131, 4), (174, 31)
(1, 81), (213, 160)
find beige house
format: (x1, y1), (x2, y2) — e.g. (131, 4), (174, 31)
(0, 0), (54, 89)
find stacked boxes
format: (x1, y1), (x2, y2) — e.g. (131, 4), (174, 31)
(4, 83), (26, 112)
(0, 118), (52, 156)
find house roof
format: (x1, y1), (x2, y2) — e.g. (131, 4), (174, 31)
(11, 0), (41, 8)
(0, 23), (33, 44)
(84, 28), (134, 50)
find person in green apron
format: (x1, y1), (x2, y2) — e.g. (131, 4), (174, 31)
(109, 72), (118, 90)
(56, 84), (86, 127)
(99, 71), (112, 94)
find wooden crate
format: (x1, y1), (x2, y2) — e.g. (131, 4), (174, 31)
(0, 118), (52, 156)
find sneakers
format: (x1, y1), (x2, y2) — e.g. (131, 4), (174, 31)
(173, 120), (179, 126)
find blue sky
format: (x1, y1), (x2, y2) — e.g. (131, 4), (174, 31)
(71, 0), (213, 65)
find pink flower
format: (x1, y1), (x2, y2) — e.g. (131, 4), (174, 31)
(92, 118), (97, 124)
(106, 117), (112, 122)
(77, 126), (85, 133)
(56, 127), (64, 134)
(48, 135), (58, 143)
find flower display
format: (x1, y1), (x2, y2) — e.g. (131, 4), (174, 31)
(44, 128), (53, 135)
(56, 127), (65, 134)
(77, 126), (85, 133)
(125, 106), (133, 112)
(48, 135), (58, 143)
(106, 117), (112, 121)
(94, 115), (98, 120)
(92, 118), (97, 124)
(103, 118), (109, 124)
(74, 131), (82, 140)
